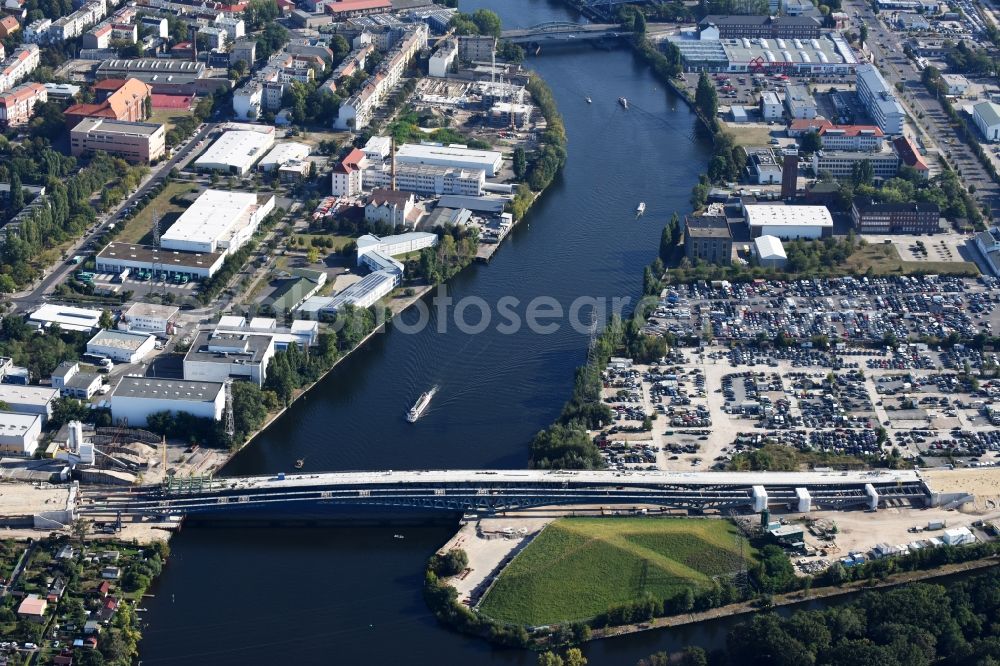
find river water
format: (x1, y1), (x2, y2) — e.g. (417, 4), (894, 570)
(139, 2), (718, 663)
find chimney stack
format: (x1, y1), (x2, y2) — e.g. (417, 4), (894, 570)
(781, 150), (799, 200)
(390, 136), (397, 191)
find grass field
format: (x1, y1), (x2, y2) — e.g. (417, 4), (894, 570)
(844, 243), (979, 277)
(148, 106), (195, 132)
(117, 181), (199, 245)
(477, 518), (755, 625)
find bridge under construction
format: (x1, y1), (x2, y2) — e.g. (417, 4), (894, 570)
(77, 469), (941, 519)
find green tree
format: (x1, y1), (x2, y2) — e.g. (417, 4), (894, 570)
(471, 8), (502, 37)
(564, 648), (587, 666)
(695, 72), (718, 125)
(538, 653), (564, 666)
(99, 309), (114, 329)
(513, 146), (527, 180)
(9, 172), (24, 211)
(799, 130), (823, 154)
(851, 159), (875, 187)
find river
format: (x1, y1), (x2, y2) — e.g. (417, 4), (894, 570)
(138, 2), (716, 663)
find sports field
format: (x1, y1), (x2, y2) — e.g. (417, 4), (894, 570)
(477, 517), (755, 625)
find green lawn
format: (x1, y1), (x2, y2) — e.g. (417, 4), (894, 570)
(148, 106), (195, 132)
(117, 181), (200, 245)
(478, 518), (755, 625)
(844, 243), (979, 277)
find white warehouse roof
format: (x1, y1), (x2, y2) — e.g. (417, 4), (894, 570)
(258, 141), (311, 171)
(395, 142), (503, 176)
(29, 304), (103, 332)
(754, 234), (787, 260)
(745, 205), (833, 229)
(194, 129), (275, 174)
(160, 190), (261, 253)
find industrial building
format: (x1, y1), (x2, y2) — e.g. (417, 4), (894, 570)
(811, 146), (900, 181)
(0, 412), (42, 456)
(395, 142), (503, 177)
(744, 204), (833, 239)
(684, 215), (733, 264)
(356, 232), (437, 271)
(183, 331), (275, 387)
(974, 227), (1000, 275)
(973, 101), (1000, 143)
(119, 302), (178, 335)
(669, 33), (856, 75)
(0, 384), (58, 422)
(363, 163), (485, 197)
(70, 118), (165, 163)
(109, 377), (225, 427)
(784, 84), (817, 119)
(96, 242), (226, 281)
(28, 304), (102, 333)
(257, 141), (311, 172)
(753, 235), (787, 269)
(856, 64), (905, 135)
(160, 190), (275, 256)
(942, 73), (969, 96)
(193, 127), (276, 175)
(51, 362), (102, 400)
(851, 198), (940, 234)
(86, 329), (156, 364)
(745, 147), (783, 184)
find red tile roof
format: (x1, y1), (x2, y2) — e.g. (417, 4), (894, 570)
(820, 124), (884, 137)
(893, 136), (929, 171)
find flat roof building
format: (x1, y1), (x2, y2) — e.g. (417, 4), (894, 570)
(87, 329), (156, 364)
(29, 304), (102, 333)
(160, 190), (275, 256)
(257, 141), (311, 172)
(96, 242), (225, 281)
(183, 330), (275, 387)
(70, 118), (165, 163)
(784, 84), (817, 120)
(120, 302), (179, 334)
(194, 128), (276, 175)
(109, 376), (225, 427)
(395, 142), (503, 177)
(856, 64), (905, 135)
(51, 361), (102, 400)
(0, 411), (43, 456)
(811, 146), (900, 181)
(744, 204), (833, 239)
(0, 385), (58, 422)
(851, 197), (940, 234)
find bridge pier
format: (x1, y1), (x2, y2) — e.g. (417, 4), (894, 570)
(864, 483), (879, 511)
(752, 485), (768, 512)
(795, 487), (811, 513)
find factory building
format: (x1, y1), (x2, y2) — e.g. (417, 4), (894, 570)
(51, 361), (102, 399)
(86, 329), (156, 364)
(160, 189), (275, 256)
(0, 412), (42, 456)
(258, 141), (311, 172)
(362, 163), (485, 197)
(28, 304), (103, 333)
(745, 147), (783, 184)
(697, 15), (822, 39)
(744, 204), (833, 239)
(684, 215), (733, 265)
(0, 385), (58, 422)
(109, 377), (225, 427)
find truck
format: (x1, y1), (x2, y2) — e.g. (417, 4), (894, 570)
(927, 520), (947, 531)
(116, 268), (130, 283)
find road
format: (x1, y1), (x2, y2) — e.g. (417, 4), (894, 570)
(844, 0), (1000, 219)
(9, 122), (217, 312)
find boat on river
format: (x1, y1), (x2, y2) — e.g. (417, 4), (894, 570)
(407, 387), (438, 423)
(636, 202), (646, 216)
(618, 96), (628, 109)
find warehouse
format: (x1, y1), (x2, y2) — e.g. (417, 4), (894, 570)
(669, 32), (857, 75)
(183, 331), (275, 387)
(96, 242), (225, 281)
(753, 234), (787, 268)
(160, 190), (275, 255)
(28, 304), (103, 333)
(193, 127), (276, 175)
(395, 142), (503, 177)
(119, 302), (179, 334)
(257, 141), (311, 172)
(0, 385), (58, 422)
(109, 376), (225, 427)
(973, 101), (1000, 143)
(0, 412), (43, 456)
(86, 329), (156, 363)
(744, 204), (833, 239)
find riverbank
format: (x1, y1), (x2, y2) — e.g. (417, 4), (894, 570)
(593, 555), (1000, 641)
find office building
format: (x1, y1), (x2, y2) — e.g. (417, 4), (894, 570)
(851, 198), (940, 234)
(744, 204), (833, 239)
(818, 125), (884, 152)
(51, 362), (102, 400)
(86, 329), (156, 363)
(70, 118), (165, 163)
(760, 91), (782, 120)
(783, 84), (817, 120)
(0, 384), (58, 422)
(745, 147), (783, 184)
(684, 215), (732, 264)
(363, 163), (485, 197)
(183, 331), (275, 387)
(119, 303), (179, 334)
(0, 81), (46, 126)
(458, 35), (495, 61)
(395, 142), (503, 177)
(0, 412), (42, 456)
(811, 146), (899, 180)
(856, 64), (904, 135)
(109, 377), (225, 427)
(96, 242), (225, 281)
(161, 189), (275, 256)
(942, 73), (969, 96)
(973, 101), (1000, 142)
(697, 15), (821, 39)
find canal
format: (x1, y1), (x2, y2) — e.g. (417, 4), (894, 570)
(138, 1), (715, 663)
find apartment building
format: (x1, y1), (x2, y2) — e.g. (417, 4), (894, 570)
(0, 82), (46, 126)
